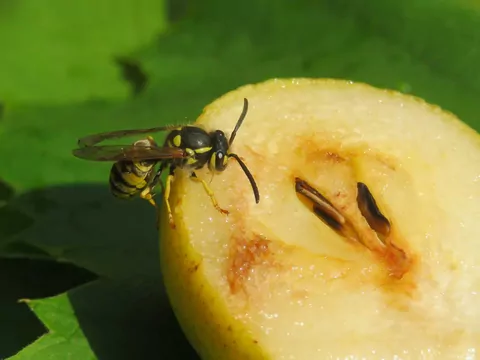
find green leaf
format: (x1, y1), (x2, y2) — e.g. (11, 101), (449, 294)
(9, 295), (96, 360)
(0, 258), (96, 359)
(328, 0), (480, 93)
(0, 0), (167, 105)
(8, 279), (197, 360)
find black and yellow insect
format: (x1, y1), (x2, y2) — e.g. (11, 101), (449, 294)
(72, 98), (260, 228)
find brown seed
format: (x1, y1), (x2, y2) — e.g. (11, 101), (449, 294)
(295, 177), (346, 229)
(356, 182), (391, 241)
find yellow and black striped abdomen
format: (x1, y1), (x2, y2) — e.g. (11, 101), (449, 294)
(109, 160), (154, 200)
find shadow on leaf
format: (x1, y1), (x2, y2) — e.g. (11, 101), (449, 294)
(9, 183), (198, 360)
(114, 56), (149, 97)
(0, 179), (14, 206)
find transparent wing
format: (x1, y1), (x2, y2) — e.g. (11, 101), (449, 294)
(72, 144), (186, 162)
(77, 125), (181, 147)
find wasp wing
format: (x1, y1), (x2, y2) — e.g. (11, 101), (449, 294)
(72, 144), (186, 162)
(77, 125), (182, 147)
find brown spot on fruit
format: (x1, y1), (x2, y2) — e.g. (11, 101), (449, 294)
(227, 233), (271, 295)
(324, 151), (345, 163)
(299, 146), (349, 169)
(188, 262), (200, 274)
(382, 242), (412, 279)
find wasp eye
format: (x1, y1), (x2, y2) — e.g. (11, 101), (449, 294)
(215, 152), (227, 171)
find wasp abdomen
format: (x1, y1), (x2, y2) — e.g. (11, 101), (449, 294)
(109, 161), (153, 199)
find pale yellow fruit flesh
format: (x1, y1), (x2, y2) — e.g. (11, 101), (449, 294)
(160, 78), (480, 359)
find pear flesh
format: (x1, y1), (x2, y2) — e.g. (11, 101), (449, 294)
(161, 78), (480, 359)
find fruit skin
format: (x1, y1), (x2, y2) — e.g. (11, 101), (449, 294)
(160, 78), (480, 359)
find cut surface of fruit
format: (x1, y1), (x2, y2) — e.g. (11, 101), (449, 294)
(160, 78), (480, 359)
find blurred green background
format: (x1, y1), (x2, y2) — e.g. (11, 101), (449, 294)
(0, 0), (479, 359)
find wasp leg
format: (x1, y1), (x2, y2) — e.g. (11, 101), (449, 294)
(143, 161), (169, 230)
(190, 172), (229, 215)
(164, 165), (177, 229)
(139, 185), (161, 230)
(139, 186), (158, 208)
(149, 160), (168, 195)
(138, 161), (166, 208)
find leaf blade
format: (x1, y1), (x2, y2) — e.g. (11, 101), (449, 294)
(0, 0), (167, 104)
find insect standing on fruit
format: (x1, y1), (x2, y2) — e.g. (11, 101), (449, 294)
(72, 98), (260, 229)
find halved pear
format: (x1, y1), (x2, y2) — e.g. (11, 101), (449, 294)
(160, 78), (480, 359)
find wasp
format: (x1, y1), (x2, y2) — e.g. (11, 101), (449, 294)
(72, 98), (260, 228)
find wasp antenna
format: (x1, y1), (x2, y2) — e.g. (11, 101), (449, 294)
(228, 98), (249, 147)
(229, 153), (260, 204)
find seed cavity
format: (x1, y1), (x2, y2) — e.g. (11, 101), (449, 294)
(295, 177), (392, 246)
(356, 182), (391, 242)
(294, 176), (412, 280)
